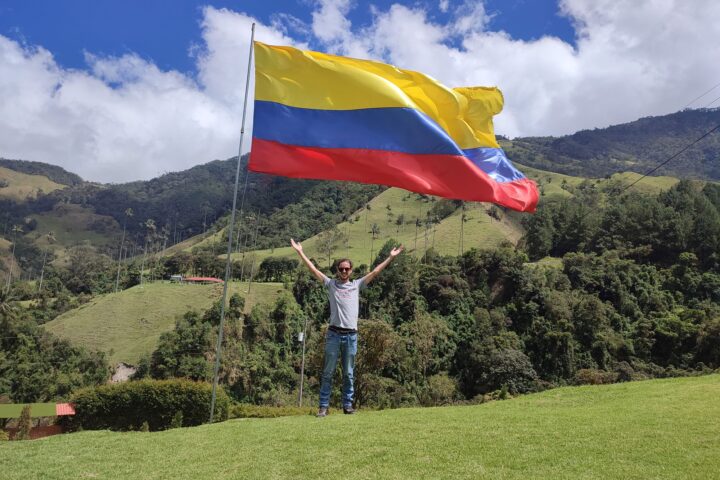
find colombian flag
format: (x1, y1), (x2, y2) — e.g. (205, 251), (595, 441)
(249, 42), (538, 213)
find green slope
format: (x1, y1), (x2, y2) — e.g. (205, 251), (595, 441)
(220, 166), (682, 267)
(0, 166), (64, 202)
(3, 375), (719, 479)
(43, 281), (288, 366)
(227, 187), (526, 267)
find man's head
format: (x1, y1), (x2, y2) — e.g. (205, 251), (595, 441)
(335, 258), (353, 281)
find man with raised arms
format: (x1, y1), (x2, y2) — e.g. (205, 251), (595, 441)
(290, 238), (404, 417)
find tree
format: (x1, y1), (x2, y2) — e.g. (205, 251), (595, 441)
(115, 208), (134, 292)
(16, 405), (32, 440)
(316, 227), (347, 268)
(37, 231), (56, 294)
(4, 224), (22, 294)
(353, 320), (407, 407)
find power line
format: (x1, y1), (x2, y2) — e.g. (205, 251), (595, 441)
(706, 93), (720, 109)
(683, 81), (720, 109)
(620, 123), (720, 193)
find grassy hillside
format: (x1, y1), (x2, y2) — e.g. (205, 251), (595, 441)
(0, 166), (63, 201)
(44, 281), (289, 365)
(26, 204), (121, 263)
(605, 171), (680, 194)
(225, 187), (526, 266)
(3, 375), (718, 479)
(222, 167), (681, 267)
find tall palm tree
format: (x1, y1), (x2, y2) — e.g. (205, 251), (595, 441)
(4, 225), (22, 294)
(0, 288), (18, 320)
(37, 231), (55, 294)
(115, 208), (133, 293)
(140, 218), (156, 287)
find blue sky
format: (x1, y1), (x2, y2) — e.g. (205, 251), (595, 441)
(0, 1), (718, 182)
(0, 0), (575, 75)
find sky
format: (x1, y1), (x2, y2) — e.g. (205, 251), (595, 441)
(0, 0), (719, 183)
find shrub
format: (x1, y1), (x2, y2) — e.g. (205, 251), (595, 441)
(0, 430), (9, 441)
(170, 411), (184, 428)
(499, 384), (509, 400)
(16, 405), (32, 441)
(573, 369), (618, 385)
(485, 349), (538, 394)
(420, 374), (460, 406)
(65, 379), (229, 432)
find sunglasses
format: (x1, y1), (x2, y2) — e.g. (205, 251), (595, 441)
(338, 267), (352, 272)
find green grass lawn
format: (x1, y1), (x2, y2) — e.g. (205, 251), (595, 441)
(2, 375), (718, 479)
(43, 281), (289, 366)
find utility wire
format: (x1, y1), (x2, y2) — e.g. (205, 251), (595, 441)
(620, 123), (720, 193)
(683, 81), (720, 109)
(706, 93), (720, 108)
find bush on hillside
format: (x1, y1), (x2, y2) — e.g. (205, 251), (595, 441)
(64, 379), (229, 432)
(573, 369), (618, 385)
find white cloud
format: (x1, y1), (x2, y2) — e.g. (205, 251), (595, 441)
(355, 0), (720, 137)
(0, 7), (299, 182)
(1, 1), (719, 182)
(451, 1), (490, 36)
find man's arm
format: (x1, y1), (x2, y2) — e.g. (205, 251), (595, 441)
(363, 245), (404, 285)
(291, 238), (327, 283)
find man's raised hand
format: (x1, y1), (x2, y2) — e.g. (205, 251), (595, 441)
(390, 245), (404, 257)
(291, 238), (303, 253)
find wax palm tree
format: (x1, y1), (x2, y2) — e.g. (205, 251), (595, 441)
(4, 225), (22, 294)
(115, 208), (133, 292)
(37, 231), (55, 294)
(0, 288), (18, 320)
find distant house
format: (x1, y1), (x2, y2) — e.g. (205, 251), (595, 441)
(0, 403), (75, 440)
(169, 274), (183, 283)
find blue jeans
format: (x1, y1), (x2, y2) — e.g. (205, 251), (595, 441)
(319, 330), (358, 408)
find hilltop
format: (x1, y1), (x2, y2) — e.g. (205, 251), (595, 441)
(505, 108), (720, 180)
(2, 375), (719, 479)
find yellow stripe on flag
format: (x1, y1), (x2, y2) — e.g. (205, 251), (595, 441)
(254, 42), (503, 149)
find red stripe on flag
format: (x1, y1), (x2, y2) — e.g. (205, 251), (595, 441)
(249, 138), (538, 212)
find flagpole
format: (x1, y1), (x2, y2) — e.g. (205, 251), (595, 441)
(209, 22), (255, 424)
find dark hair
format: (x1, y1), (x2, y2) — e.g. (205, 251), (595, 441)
(335, 258), (353, 271)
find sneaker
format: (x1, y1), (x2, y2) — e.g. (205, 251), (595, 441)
(316, 407), (328, 417)
(343, 406), (355, 415)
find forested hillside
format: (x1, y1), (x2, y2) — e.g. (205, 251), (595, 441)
(1, 108), (719, 410)
(505, 108), (720, 179)
(36, 156), (384, 246)
(122, 179), (720, 407)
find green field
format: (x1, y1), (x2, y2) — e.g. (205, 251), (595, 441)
(605, 172), (680, 194)
(2, 375), (718, 479)
(44, 281), (289, 366)
(0, 166), (63, 202)
(28, 203), (120, 255)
